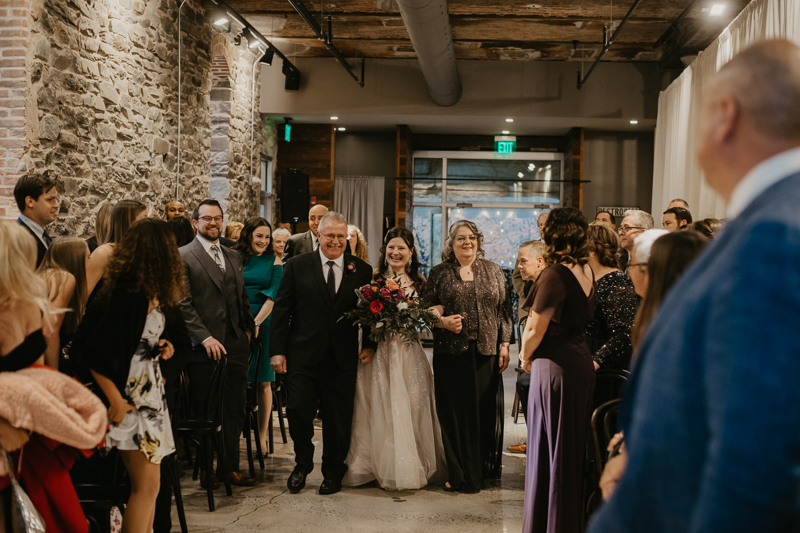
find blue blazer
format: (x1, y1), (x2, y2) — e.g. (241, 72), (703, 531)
(589, 171), (800, 533)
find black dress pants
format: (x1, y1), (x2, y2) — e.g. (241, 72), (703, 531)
(516, 370), (530, 423)
(286, 348), (357, 481)
(187, 347), (249, 473)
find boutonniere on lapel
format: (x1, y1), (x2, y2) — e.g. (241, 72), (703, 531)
(346, 261), (356, 275)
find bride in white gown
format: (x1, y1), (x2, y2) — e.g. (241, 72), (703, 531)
(344, 227), (447, 491)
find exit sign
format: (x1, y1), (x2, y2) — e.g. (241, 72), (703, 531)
(494, 135), (517, 154)
(284, 123), (291, 142)
(496, 141), (516, 154)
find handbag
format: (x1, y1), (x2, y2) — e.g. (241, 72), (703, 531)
(2, 448), (46, 533)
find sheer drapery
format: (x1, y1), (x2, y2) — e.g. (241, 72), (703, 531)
(335, 176), (385, 267)
(652, 0), (800, 218)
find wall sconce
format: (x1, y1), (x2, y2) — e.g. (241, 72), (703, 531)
(211, 6), (230, 33)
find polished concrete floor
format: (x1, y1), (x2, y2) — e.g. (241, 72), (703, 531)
(172, 348), (528, 532)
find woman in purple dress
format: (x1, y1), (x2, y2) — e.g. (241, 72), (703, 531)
(520, 207), (596, 533)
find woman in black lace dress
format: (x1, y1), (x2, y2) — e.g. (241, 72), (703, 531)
(585, 222), (638, 371)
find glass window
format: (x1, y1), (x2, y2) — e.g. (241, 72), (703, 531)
(446, 159), (560, 204)
(412, 205), (442, 276)
(448, 207), (550, 269)
(413, 158), (443, 203)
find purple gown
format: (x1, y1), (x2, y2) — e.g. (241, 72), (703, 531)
(522, 264), (596, 533)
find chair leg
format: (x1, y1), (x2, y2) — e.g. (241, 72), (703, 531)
(253, 413), (265, 469)
(274, 388), (287, 444)
(204, 434), (215, 512)
(183, 437), (194, 468)
(244, 413), (256, 479)
(214, 432), (233, 496)
(170, 456), (189, 533)
(267, 408), (275, 455)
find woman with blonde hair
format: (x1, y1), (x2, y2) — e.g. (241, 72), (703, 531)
(37, 236), (91, 367)
(225, 221), (244, 242)
(347, 224), (370, 265)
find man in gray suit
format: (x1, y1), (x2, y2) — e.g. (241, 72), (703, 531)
(283, 204), (328, 260)
(179, 199), (256, 487)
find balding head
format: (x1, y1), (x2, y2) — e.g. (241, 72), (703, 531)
(308, 204), (329, 237)
(697, 40), (800, 200)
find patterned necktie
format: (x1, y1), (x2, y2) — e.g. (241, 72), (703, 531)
(326, 260), (336, 298)
(211, 244), (225, 272)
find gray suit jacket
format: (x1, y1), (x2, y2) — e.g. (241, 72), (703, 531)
(178, 238), (255, 351)
(283, 230), (315, 261)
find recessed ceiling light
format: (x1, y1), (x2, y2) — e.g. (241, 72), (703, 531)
(710, 4), (725, 15)
(630, 120), (639, 125)
(502, 130), (510, 134)
(505, 118), (514, 123)
(337, 127), (346, 131)
(331, 116), (338, 120)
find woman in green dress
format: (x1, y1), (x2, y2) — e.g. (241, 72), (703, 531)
(233, 217), (283, 454)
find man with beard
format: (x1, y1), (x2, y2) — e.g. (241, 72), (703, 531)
(178, 199), (256, 488)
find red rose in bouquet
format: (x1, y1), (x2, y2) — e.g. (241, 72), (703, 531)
(369, 300), (383, 314)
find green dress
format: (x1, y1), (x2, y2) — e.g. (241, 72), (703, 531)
(243, 254), (283, 382)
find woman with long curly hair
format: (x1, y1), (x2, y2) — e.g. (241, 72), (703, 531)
(71, 218), (191, 533)
(344, 227), (447, 490)
(347, 224), (370, 265)
(520, 207), (596, 533)
(233, 217), (283, 455)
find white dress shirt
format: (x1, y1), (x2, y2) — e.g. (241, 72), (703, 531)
(311, 231), (319, 251)
(319, 247), (344, 293)
(727, 146), (800, 219)
(196, 234), (226, 272)
(18, 213), (48, 248)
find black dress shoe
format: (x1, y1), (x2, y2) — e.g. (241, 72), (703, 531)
(318, 478), (342, 495)
(287, 467), (308, 494)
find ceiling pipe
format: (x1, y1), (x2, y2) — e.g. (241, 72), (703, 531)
(577, 0), (643, 90)
(394, 0), (462, 106)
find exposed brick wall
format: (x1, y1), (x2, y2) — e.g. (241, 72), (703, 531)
(0, 0), (30, 218)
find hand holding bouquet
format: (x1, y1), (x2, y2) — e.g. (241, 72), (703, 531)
(344, 276), (438, 344)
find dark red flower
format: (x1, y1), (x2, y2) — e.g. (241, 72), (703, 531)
(369, 300), (383, 314)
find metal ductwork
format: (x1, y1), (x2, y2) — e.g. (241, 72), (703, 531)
(395, 0), (462, 107)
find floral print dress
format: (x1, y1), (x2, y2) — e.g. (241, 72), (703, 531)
(104, 308), (175, 464)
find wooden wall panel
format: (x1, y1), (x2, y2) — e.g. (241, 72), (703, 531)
(395, 125), (413, 229)
(276, 123), (334, 233)
(564, 127), (584, 211)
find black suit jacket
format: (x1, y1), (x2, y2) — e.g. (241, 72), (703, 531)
(17, 217), (47, 268)
(270, 251), (376, 370)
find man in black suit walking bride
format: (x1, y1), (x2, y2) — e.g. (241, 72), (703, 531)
(270, 211), (376, 495)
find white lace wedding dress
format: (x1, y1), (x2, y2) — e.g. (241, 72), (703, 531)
(343, 287), (447, 491)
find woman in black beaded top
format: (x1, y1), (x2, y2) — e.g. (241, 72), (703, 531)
(585, 221), (638, 370)
(421, 220), (513, 494)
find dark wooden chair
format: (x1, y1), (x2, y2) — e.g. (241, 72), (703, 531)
(268, 374), (288, 453)
(174, 358), (232, 511)
(511, 319), (527, 423)
(243, 340), (266, 478)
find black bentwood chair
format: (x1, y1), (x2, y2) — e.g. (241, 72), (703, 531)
(174, 357), (232, 511)
(243, 339), (266, 478)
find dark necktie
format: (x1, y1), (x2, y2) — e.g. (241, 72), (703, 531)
(326, 260), (336, 298)
(42, 232), (52, 248)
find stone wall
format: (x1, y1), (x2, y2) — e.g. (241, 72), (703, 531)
(0, 0), (274, 234)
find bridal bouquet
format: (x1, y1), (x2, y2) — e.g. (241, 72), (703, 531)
(344, 277), (439, 344)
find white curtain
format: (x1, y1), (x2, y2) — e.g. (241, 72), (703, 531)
(652, 0), (800, 218)
(335, 175), (385, 267)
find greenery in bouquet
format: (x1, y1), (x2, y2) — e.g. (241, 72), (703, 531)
(344, 276), (439, 344)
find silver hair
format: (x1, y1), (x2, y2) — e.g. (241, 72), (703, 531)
(623, 210), (655, 230)
(318, 211), (348, 232)
(441, 220), (485, 262)
(272, 228), (290, 238)
(519, 240), (546, 258)
(633, 229), (668, 264)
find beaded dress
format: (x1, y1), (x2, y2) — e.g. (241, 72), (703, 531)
(344, 276), (447, 490)
(585, 270), (638, 370)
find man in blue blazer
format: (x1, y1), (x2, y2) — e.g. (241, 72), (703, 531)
(589, 40), (800, 532)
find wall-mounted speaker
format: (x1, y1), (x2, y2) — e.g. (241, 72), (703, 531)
(280, 170), (309, 222)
